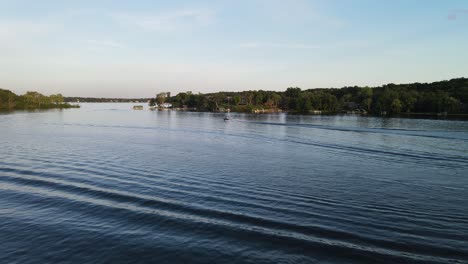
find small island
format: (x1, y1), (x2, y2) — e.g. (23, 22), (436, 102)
(0, 89), (79, 111)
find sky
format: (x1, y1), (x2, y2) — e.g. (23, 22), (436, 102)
(0, 0), (467, 97)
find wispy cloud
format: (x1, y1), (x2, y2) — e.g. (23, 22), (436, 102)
(0, 20), (60, 41)
(448, 9), (468, 21)
(239, 42), (320, 49)
(112, 8), (214, 32)
(86, 39), (124, 49)
(254, 0), (346, 29)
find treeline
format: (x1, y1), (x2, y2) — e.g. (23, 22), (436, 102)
(160, 78), (468, 115)
(0, 89), (78, 111)
(64, 97), (151, 103)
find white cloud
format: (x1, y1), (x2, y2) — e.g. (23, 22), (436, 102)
(239, 42), (320, 49)
(112, 8), (214, 32)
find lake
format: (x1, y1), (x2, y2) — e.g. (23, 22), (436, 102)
(1, 103), (467, 264)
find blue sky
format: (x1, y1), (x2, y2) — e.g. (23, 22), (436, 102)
(0, 0), (467, 97)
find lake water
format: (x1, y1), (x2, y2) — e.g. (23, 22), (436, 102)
(1, 103), (467, 264)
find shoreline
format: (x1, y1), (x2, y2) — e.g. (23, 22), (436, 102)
(4, 102), (468, 121)
(146, 107), (468, 121)
(0, 104), (80, 113)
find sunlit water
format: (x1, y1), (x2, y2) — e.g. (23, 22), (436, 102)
(1, 103), (467, 264)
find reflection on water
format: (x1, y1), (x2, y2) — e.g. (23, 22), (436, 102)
(1, 103), (467, 264)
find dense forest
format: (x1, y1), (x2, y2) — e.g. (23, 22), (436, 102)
(154, 78), (468, 115)
(0, 89), (78, 111)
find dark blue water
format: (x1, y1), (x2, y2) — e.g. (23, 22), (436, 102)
(1, 103), (468, 264)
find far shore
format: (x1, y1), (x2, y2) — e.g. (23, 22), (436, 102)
(127, 105), (468, 120)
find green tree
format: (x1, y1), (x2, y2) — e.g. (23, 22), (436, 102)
(50, 94), (64, 104)
(149, 98), (156, 107)
(359, 87), (373, 111)
(233, 95), (241, 105)
(271, 93), (281, 107)
(390, 99), (403, 114)
(296, 92), (312, 113)
(156, 92), (167, 106)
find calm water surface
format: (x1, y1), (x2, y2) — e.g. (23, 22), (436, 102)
(1, 103), (467, 264)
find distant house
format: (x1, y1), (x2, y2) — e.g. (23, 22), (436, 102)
(239, 98), (248, 105)
(133, 105), (144, 110)
(159, 103), (172, 108)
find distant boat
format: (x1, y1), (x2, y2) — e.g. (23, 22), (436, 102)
(224, 97), (231, 121)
